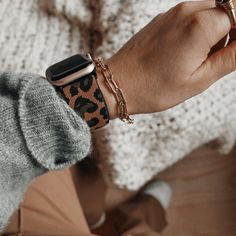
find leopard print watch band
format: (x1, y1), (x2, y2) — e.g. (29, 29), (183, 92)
(56, 72), (110, 130)
(46, 54), (110, 130)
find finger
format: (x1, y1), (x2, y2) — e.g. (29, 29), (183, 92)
(187, 0), (216, 11)
(191, 40), (236, 89)
(154, 1), (214, 23)
(172, 0), (216, 18)
(189, 7), (231, 49)
(220, 0), (236, 44)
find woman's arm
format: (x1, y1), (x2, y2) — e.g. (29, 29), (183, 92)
(1, 0), (236, 231)
(97, 1), (235, 118)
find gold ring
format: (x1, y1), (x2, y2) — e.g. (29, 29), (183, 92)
(216, 0), (236, 28)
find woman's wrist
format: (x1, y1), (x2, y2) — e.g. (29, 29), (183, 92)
(96, 67), (117, 120)
(96, 57), (136, 120)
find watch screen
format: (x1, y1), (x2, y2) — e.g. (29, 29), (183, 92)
(46, 54), (92, 82)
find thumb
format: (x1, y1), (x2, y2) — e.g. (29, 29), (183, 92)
(191, 40), (236, 90)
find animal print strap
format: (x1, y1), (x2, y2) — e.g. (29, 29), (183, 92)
(56, 72), (110, 130)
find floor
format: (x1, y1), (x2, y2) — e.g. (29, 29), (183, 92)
(159, 145), (236, 236)
(95, 144), (236, 236)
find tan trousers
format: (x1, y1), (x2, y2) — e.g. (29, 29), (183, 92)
(2, 162), (166, 236)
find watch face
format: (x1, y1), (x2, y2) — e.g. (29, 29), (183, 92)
(46, 54), (94, 84)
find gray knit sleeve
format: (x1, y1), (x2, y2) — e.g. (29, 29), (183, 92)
(0, 72), (91, 231)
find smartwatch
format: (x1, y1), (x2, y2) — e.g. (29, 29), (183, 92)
(46, 54), (110, 130)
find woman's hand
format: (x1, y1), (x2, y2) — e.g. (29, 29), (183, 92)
(97, 0), (236, 119)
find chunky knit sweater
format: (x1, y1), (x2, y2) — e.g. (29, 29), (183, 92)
(1, 2), (236, 230)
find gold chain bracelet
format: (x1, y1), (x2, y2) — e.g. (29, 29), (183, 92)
(94, 58), (134, 124)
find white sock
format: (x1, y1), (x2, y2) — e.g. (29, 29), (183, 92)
(143, 180), (172, 209)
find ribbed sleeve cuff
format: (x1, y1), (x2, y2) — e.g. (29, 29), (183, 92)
(18, 74), (91, 170)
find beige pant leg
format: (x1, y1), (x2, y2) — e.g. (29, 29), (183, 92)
(3, 166), (96, 236)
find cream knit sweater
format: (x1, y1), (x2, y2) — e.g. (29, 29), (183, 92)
(1, 0), (236, 191)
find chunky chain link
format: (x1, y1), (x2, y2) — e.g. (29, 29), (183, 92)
(94, 58), (134, 124)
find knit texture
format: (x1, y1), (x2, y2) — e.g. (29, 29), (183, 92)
(0, 72), (91, 230)
(94, 0), (236, 190)
(1, 0), (236, 194)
